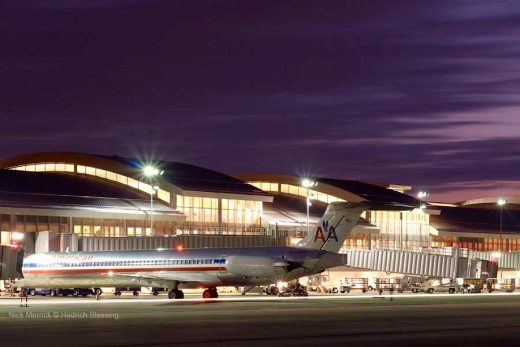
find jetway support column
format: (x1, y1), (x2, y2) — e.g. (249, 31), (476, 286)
(0, 245), (24, 280)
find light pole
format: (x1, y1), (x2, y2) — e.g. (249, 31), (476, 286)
(143, 165), (162, 236)
(150, 185), (159, 236)
(497, 198), (507, 279)
(413, 192), (429, 252)
(301, 178), (317, 235)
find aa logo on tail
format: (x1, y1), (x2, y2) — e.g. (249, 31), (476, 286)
(314, 220), (338, 243)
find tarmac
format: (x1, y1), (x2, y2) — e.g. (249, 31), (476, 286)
(0, 292), (519, 347)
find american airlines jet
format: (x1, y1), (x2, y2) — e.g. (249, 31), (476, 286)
(17, 202), (408, 299)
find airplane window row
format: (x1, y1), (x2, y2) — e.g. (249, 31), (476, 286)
(23, 258), (226, 268)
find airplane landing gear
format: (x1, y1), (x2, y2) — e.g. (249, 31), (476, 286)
(202, 287), (218, 299)
(168, 289), (184, 299)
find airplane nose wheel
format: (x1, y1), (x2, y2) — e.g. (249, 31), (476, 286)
(168, 289), (184, 299)
(202, 288), (218, 299)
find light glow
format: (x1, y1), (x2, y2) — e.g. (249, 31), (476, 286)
(276, 281), (288, 290)
(301, 178), (317, 188)
(497, 198), (507, 207)
(289, 237), (302, 245)
(11, 232), (25, 241)
(417, 191), (429, 199)
(143, 166), (160, 177)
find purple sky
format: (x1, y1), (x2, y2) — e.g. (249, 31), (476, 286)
(2, 0), (520, 202)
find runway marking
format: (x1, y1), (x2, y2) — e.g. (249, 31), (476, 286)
(1, 292), (520, 306)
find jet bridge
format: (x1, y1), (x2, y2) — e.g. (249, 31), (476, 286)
(467, 250), (520, 270)
(342, 248), (497, 279)
(0, 245), (24, 280)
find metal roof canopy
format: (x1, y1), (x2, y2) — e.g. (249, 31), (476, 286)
(0, 152), (272, 202)
(430, 206), (520, 236)
(234, 173), (421, 209)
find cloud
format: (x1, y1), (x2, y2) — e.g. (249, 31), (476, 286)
(1, 0), (520, 200)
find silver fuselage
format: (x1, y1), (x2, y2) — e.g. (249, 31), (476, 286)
(17, 247), (344, 289)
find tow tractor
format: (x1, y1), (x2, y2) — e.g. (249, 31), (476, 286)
(277, 283), (308, 297)
(265, 282), (308, 297)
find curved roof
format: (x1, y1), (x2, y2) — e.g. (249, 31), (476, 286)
(462, 196), (520, 210)
(235, 173), (420, 209)
(430, 206), (520, 236)
(0, 169), (143, 199)
(106, 155), (270, 197)
(0, 152), (271, 201)
(317, 177), (419, 207)
(0, 169), (182, 220)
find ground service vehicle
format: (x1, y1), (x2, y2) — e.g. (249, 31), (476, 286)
(340, 278), (373, 293)
(376, 278), (403, 294)
(278, 283), (308, 297)
(463, 279), (483, 293)
(114, 287), (141, 296)
(72, 288), (96, 297)
(486, 278), (515, 293)
(27, 288), (97, 297)
(264, 285), (280, 295)
(151, 287), (167, 296)
(411, 283), (461, 294)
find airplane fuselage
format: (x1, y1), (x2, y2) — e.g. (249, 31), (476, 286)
(17, 247), (345, 289)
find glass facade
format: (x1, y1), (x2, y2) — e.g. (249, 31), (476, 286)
(249, 181), (345, 205)
(430, 235), (520, 252)
(72, 218), (177, 237)
(0, 214), (181, 237)
(249, 182), (279, 193)
(176, 196), (219, 224)
(366, 210), (431, 252)
(13, 215), (69, 233)
(221, 199), (262, 226)
(174, 196), (263, 234)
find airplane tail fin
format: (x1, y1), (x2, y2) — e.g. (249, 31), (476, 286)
(296, 202), (368, 253)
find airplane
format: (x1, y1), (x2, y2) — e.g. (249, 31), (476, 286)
(16, 201), (412, 299)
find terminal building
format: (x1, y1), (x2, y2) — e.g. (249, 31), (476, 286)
(0, 152), (519, 282)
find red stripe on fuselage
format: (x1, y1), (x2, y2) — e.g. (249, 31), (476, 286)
(23, 266), (226, 275)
